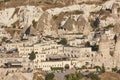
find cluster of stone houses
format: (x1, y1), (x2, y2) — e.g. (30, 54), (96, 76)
(0, 0), (120, 73)
(0, 26), (119, 72)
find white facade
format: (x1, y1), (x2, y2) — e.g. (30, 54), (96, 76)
(34, 61), (72, 71)
(0, 6), (43, 28)
(4, 40), (34, 51)
(18, 46), (33, 56)
(63, 46), (92, 57)
(68, 38), (85, 47)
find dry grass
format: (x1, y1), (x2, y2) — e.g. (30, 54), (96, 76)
(0, 0), (39, 9)
(0, 0), (64, 10)
(99, 72), (120, 80)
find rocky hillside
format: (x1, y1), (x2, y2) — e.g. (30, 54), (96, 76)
(0, 0), (115, 10)
(40, 0), (120, 36)
(99, 72), (120, 80)
(0, 0), (120, 37)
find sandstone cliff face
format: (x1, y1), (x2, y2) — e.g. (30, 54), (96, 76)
(0, 6), (43, 28)
(62, 17), (76, 31)
(41, 0), (105, 5)
(36, 12), (58, 37)
(0, 0), (120, 38)
(62, 15), (91, 35)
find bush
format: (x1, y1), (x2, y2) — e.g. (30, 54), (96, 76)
(45, 73), (54, 80)
(85, 41), (91, 47)
(91, 45), (99, 51)
(65, 72), (84, 80)
(1, 26), (7, 28)
(51, 67), (63, 71)
(81, 65), (87, 69)
(44, 1), (52, 4)
(58, 38), (67, 45)
(13, 25), (16, 28)
(32, 20), (37, 28)
(105, 24), (114, 29)
(100, 65), (105, 73)
(87, 73), (100, 80)
(93, 66), (101, 72)
(29, 51), (36, 61)
(53, 15), (58, 20)
(112, 66), (118, 72)
(2, 37), (8, 42)
(45, 35), (54, 40)
(114, 35), (117, 44)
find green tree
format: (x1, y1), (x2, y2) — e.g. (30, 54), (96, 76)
(65, 72), (84, 80)
(105, 24), (114, 29)
(29, 51), (36, 61)
(13, 25), (16, 28)
(81, 65), (87, 69)
(51, 67), (63, 71)
(75, 72), (84, 80)
(94, 66), (101, 72)
(2, 37), (8, 42)
(58, 38), (67, 45)
(91, 44), (99, 51)
(45, 73), (55, 80)
(85, 41), (91, 47)
(112, 66), (118, 72)
(66, 74), (72, 80)
(114, 35), (117, 44)
(32, 20), (37, 28)
(100, 64), (105, 73)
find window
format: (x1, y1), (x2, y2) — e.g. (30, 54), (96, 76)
(86, 55), (89, 57)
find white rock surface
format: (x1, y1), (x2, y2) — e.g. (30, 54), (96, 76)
(0, 6), (43, 28)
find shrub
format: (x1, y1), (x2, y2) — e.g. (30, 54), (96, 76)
(100, 64), (105, 73)
(44, 1), (52, 5)
(2, 37), (8, 42)
(114, 35), (117, 44)
(105, 24), (114, 29)
(45, 73), (54, 80)
(93, 66), (101, 71)
(58, 38), (67, 45)
(87, 73), (100, 80)
(91, 45), (99, 51)
(51, 67), (63, 71)
(81, 65), (87, 69)
(32, 20), (37, 28)
(13, 25), (16, 28)
(85, 41), (91, 47)
(112, 66), (118, 72)
(45, 35), (54, 40)
(65, 72), (84, 80)
(29, 51), (36, 61)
